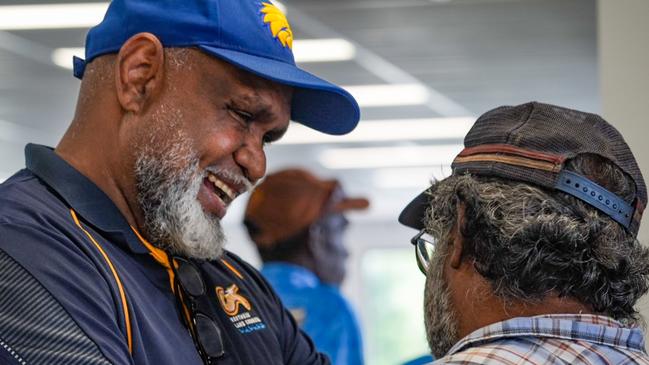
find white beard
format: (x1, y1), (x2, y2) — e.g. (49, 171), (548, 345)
(134, 132), (226, 261)
(423, 244), (461, 358)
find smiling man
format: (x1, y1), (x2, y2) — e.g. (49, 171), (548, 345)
(0, 1), (359, 364)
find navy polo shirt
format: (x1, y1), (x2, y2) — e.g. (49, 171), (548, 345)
(0, 144), (329, 365)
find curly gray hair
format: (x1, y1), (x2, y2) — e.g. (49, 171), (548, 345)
(425, 154), (649, 325)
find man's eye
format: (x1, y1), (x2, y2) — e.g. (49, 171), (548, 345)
(262, 134), (274, 146)
(229, 107), (254, 123)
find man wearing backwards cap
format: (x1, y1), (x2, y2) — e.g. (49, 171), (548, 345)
(0, 0), (359, 364)
(399, 102), (649, 364)
(244, 169), (369, 365)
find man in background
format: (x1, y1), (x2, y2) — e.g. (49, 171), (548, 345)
(244, 168), (368, 365)
(399, 102), (649, 364)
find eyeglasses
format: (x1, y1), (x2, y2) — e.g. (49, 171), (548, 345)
(171, 256), (225, 363)
(411, 230), (437, 275)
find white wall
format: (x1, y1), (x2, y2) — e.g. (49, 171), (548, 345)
(598, 0), (649, 329)
(598, 0), (649, 241)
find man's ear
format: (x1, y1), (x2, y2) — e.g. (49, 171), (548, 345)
(115, 32), (165, 114)
(449, 201), (466, 269)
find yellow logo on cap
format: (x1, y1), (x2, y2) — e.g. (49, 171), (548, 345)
(261, 2), (293, 49)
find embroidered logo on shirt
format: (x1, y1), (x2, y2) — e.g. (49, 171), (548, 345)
(261, 2), (293, 49)
(215, 284), (266, 334)
(215, 284), (251, 316)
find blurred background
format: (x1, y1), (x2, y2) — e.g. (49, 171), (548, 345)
(1, 1), (647, 364)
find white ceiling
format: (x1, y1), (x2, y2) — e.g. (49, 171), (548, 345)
(0, 0), (598, 224)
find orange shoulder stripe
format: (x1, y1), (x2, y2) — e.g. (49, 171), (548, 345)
(70, 209), (133, 354)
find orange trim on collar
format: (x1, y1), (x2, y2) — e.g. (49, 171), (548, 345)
(70, 209), (133, 354)
(221, 259), (244, 280)
(129, 228), (200, 335)
(130, 228), (172, 268)
(131, 227), (244, 286)
(130, 227), (176, 293)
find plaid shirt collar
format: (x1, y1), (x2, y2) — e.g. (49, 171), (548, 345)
(447, 314), (647, 356)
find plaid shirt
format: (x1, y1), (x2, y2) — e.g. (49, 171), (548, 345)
(434, 314), (649, 364)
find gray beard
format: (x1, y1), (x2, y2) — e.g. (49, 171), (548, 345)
(423, 245), (460, 359)
(134, 136), (226, 261)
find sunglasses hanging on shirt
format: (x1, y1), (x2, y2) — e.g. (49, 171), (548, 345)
(170, 256), (226, 364)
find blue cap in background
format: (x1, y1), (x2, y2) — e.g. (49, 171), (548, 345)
(73, 0), (360, 135)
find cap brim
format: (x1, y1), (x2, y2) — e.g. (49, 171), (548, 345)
(333, 197), (370, 212)
(398, 189), (429, 230)
(199, 45), (360, 135)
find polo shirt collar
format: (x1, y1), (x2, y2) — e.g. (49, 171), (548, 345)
(25, 143), (149, 254)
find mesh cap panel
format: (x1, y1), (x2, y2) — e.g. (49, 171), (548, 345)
(451, 102), (646, 235)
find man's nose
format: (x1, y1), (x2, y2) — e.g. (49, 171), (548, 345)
(234, 139), (267, 183)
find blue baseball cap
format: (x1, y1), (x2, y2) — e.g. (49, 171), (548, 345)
(73, 0), (360, 135)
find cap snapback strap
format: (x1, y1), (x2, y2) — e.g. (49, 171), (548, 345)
(555, 170), (634, 229)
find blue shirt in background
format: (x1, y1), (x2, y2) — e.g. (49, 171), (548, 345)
(262, 263), (364, 365)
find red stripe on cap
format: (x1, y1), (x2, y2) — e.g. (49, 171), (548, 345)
(457, 144), (566, 164)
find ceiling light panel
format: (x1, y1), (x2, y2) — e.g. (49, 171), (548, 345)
(319, 144), (463, 169)
(373, 166), (452, 189)
(278, 117), (474, 145)
(0, 2), (287, 31)
(293, 38), (356, 63)
(52, 38), (356, 69)
(0, 3), (108, 30)
(51, 47), (83, 69)
(344, 84), (430, 107)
